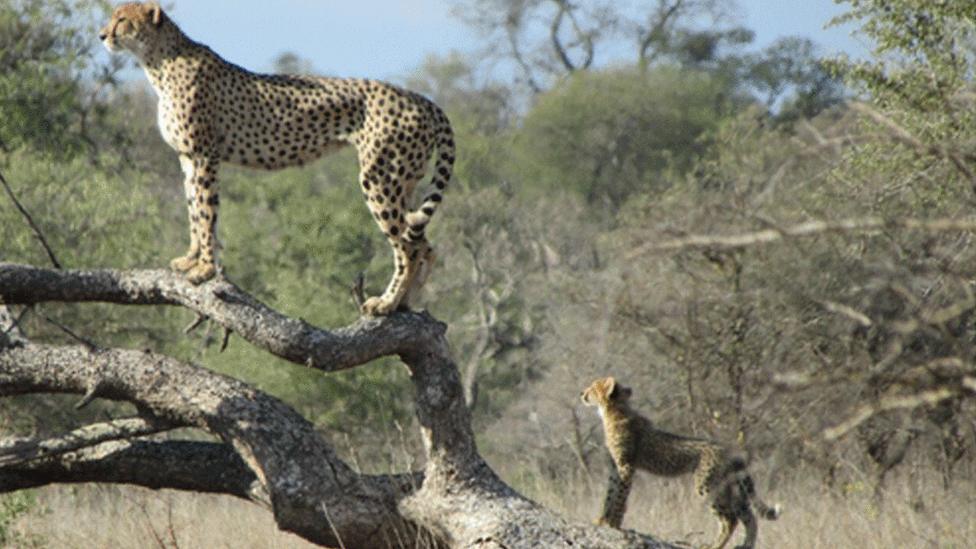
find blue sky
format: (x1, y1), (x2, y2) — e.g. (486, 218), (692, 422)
(129, 1), (866, 81)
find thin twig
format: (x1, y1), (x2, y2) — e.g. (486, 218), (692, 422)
(183, 312), (208, 334)
(75, 381), (102, 410)
(43, 314), (100, 351)
(220, 327), (232, 352)
(818, 300), (873, 328)
(0, 168), (62, 268)
(1, 306), (30, 336)
(351, 272), (366, 309)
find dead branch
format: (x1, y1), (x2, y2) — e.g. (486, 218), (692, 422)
(628, 216), (976, 257)
(823, 388), (960, 441)
(0, 416), (177, 467)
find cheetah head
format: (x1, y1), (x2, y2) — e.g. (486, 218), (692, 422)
(580, 376), (633, 410)
(99, 2), (166, 57)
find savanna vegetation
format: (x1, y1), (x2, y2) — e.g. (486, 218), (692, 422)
(1, 0), (975, 547)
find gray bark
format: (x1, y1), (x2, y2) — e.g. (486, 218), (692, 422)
(0, 263), (676, 548)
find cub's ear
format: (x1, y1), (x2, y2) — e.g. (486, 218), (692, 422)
(146, 2), (163, 26)
(606, 377), (632, 401)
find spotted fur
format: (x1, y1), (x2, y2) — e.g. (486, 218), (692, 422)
(100, 2), (455, 315)
(581, 377), (780, 549)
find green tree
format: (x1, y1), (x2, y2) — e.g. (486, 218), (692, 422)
(0, 0), (117, 157)
(514, 66), (736, 212)
(828, 0), (976, 207)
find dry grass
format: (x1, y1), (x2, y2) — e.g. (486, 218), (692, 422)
(12, 485), (316, 549)
(9, 468), (976, 548)
(517, 469), (976, 549)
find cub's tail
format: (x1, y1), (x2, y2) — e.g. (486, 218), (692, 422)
(405, 102), (455, 243)
(731, 459), (781, 520)
(739, 471), (781, 520)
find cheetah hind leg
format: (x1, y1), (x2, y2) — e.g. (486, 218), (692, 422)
(361, 239), (421, 316)
(401, 243), (436, 310)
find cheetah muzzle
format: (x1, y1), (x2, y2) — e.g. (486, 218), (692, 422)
(100, 2), (455, 316)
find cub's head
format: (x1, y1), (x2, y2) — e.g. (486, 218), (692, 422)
(580, 377), (632, 410)
(99, 2), (167, 56)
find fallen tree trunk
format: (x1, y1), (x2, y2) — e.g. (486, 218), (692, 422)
(0, 263), (676, 548)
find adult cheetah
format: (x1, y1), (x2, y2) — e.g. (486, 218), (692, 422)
(99, 2), (455, 315)
(581, 377), (780, 549)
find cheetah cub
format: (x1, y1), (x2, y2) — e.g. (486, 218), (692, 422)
(581, 377), (780, 549)
(100, 2), (454, 315)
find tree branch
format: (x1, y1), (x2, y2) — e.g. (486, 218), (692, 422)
(0, 263), (680, 548)
(627, 216), (976, 257)
(0, 264), (446, 373)
(0, 439), (263, 500)
(638, 0), (684, 67)
(0, 416), (178, 467)
(0, 342), (414, 547)
(549, 1), (577, 73)
(823, 387), (960, 441)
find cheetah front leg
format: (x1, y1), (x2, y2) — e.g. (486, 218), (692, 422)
(170, 156), (201, 273)
(597, 461), (633, 528)
(170, 154), (221, 284)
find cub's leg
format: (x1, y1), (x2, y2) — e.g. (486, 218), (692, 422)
(170, 154), (221, 284)
(706, 513), (737, 549)
(734, 507), (757, 549)
(597, 461), (633, 528)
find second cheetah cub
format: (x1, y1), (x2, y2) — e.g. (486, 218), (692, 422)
(581, 376), (780, 549)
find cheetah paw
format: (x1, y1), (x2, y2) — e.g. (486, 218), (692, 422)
(185, 263), (217, 284)
(169, 254), (199, 273)
(360, 296), (397, 316)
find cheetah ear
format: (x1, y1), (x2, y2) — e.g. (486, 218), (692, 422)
(146, 2), (163, 26)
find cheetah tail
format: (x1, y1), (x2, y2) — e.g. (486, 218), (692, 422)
(740, 470), (780, 520)
(405, 109), (455, 242)
(752, 498), (781, 521)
